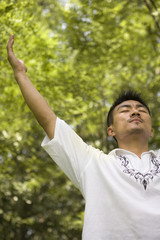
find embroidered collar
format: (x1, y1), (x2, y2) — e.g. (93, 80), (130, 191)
(118, 155), (160, 190)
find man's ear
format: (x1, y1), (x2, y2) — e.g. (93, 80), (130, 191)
(150, 128), (154, 138)
(107, 125), (116, 137)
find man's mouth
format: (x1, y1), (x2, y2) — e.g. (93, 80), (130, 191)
(128, 118), (143, 123)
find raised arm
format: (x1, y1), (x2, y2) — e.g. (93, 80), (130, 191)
(7, 34), (56, 140)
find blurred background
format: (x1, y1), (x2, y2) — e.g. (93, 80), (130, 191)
(0, 0), (160, 239)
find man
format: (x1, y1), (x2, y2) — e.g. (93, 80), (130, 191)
(7, 35), (160, 240)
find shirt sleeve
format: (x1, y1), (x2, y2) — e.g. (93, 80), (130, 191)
(41, 117), (96, 191)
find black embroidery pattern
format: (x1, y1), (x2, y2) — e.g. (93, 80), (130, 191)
(119, 155), (160, 190)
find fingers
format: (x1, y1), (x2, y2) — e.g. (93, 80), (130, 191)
(7, 34), (14, 53)
(7, 35), (27, 73)
(7, 34), (18, 66)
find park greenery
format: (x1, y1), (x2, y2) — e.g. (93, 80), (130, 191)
(0, 0), (160, 239)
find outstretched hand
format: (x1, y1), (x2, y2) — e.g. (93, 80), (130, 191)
(7, 34), (27, 74)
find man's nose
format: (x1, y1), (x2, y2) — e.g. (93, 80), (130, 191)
(130, 111), (140, 117)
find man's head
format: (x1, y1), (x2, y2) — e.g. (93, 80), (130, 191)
(107, 90), (153, 142)
(107, 90), (151, 127)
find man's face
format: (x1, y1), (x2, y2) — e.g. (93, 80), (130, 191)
(107, 100), (153, 142)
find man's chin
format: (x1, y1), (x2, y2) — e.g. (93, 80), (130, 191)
(127, 128), (151, 139)
(128, 127), (144, 134)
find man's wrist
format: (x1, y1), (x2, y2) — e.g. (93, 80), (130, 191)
(14, 70), (27, 81)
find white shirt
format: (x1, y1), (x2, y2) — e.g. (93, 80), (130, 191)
(41, 118), (160, 240)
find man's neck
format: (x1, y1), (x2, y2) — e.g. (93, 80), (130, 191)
(117, 137), (149, 158)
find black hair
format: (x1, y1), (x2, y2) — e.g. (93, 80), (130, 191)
(107, 90), (151, 127)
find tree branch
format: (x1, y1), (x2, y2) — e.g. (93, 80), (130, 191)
(150, 0), (158, 11)
(143, 0), (160, 35)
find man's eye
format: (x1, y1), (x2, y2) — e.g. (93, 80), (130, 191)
(120, 110), (129, 113)
(139, 110), (147, 113)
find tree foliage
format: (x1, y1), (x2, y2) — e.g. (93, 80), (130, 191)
(0, 0), (160, 239)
